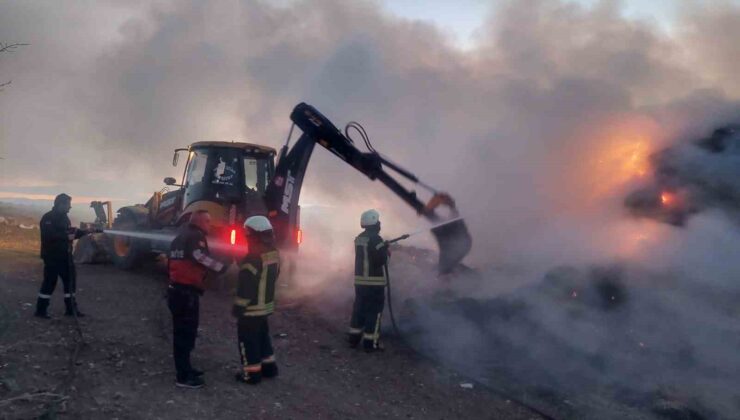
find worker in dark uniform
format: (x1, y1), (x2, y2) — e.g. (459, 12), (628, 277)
(168, 209), (228, 389)
(35, 193), (89, 319)
(232, 215), (280, 385)
(348, 209), (389, 352)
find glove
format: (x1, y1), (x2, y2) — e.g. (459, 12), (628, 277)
(218, 261), (230, 275)
(231, 304), (243, 318)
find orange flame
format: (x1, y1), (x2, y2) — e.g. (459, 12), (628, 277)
(587, 138), (651, 199)
(615, 140), (650, 180)
(661, 192), (674, 206)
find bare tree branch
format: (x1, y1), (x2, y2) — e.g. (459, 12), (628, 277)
(0, 43), (30, 53)
(0, 42), (28, 91)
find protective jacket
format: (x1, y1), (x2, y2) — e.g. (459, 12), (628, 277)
(354, 228), (388, 286)
(168, 223), (225, 291)
(40, 209), (84, 262)
(233, 243), (280, 317)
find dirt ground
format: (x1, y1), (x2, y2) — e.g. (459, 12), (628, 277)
(0, 230), (544, 419)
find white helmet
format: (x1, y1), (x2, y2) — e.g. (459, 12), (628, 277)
(360, 209), (380, 228)
(244, 215), (273, 232)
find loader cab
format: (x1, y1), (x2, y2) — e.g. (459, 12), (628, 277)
(178, 142), (276, 221)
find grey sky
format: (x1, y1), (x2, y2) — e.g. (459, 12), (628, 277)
(381, 0), (740, 47)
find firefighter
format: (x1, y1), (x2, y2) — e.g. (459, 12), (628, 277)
(348, 209), (389, 352)
(232, 215), (280, 385)
(167, 209), (228, 389)
(35, 193), (89, 319)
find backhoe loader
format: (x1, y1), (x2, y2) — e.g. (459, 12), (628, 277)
(107, 103), (472, 273)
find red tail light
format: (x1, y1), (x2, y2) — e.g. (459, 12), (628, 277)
(296, 229), (302, 245)
(230, 229), (236, 245)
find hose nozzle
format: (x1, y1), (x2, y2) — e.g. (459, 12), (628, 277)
(385, 234), (410, 245)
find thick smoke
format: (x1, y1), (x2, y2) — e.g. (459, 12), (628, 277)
(626, 125), (740, 227)
(3, 0), (740, 417)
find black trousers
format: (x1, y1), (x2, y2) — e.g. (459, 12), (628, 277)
(36, 259), (77, 314)
(167, 286), (200, 381)
(237, 316), (274, 372)
(39, 259), (75, 296)
(349, 285), (385, 346)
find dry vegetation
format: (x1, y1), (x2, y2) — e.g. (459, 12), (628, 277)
(0, 226), (39, 253)
(0, 203), (40, 253)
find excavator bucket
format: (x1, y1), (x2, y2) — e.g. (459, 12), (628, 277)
(423, 193), (472, 273)
(431, 217), (472, 274)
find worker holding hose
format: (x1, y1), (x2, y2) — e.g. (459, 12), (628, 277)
(34, 193), (90, 319)
(348, 209), (390, 352)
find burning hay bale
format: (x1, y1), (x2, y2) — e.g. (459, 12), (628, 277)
(626, 124), (740, 226)
(538, 264), (628, 311)
(539, 265), (583, 301)
(589, 265), (628, 310)
(394, 259), (732, 419)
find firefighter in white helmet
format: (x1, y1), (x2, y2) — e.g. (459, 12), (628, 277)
(348, 209), (390, 352)
(232, 215), (281, 384)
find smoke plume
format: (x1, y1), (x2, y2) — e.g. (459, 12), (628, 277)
(3, 0), (740, 417)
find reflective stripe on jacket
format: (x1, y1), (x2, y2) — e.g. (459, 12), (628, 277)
(354, 229), (387, 286)
(235, 247), (280, 317)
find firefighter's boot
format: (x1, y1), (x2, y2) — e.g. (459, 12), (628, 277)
(348, 330), (362, 348)
(363, 335), (384, 353)
(34, 297), (51, 319)
(262, 360), (279, 379)
(64, 297), (85, 317)
(176, 375), (205, 389)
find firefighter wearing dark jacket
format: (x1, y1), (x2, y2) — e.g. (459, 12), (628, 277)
(232, 215), (280, 385)
(35, 193), (89, 319)
(167, 209), (227, 389)
(349, 209), (389, 352)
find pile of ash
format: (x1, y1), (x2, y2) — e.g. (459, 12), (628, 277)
(388, 258), (737, 419)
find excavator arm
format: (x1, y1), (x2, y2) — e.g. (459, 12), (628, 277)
(265, 103), (472, 273)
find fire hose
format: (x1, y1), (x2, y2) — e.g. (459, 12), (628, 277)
(382, 234), (410, 337)
(67, 227), (102, 343)
(67, 250), (85, 343)
(383, 265), (400, 336)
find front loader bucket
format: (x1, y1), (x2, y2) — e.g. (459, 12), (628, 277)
(431, 218), (472, 274)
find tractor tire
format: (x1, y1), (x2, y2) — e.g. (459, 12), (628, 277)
(74, 233), (110, 264)
(107, 211), (150, 270)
